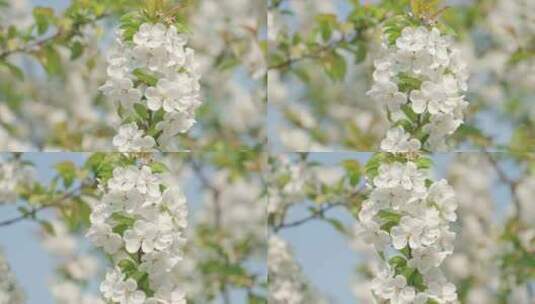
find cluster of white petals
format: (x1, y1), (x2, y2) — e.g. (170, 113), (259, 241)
(0, 157), (33, 203)
(86, 164), (188, 304)
(41, 220), (103, 304)
(101, 22), (201, 151)
(0, 248), (24, 304)
(357, 161), (459, 303)
(268, 236), (326, 304)
(368, 26), (469, 151)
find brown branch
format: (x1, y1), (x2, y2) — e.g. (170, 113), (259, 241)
(268, 36), (347, 70)
(273, 201), (346, 232)
(0, 183), (88, 227)
(484, 151), (522, 220)
(189, 157), (223, 227)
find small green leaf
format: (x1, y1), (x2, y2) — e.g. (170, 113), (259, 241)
(398, 73), (423, 92)
(401, 104), (418, 122)
(55, 161), (77, 188)
(0, 61), (24, 80)
(323, 51), (347, 81)
(69, 41), (84, 60)
(39, 220), (55, 235)
(33, 7), (54, 35)
(133, 68), (158, 86)
(415, 157), (433, 169)
(134, 103), (149, 120)
(37, 44), (62, 76)
(149, 162), (168, 174)
(343, 160), (361, 186)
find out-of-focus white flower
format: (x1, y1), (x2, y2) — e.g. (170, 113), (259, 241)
(381, 126), (421, 152)
(0, 248), (25, 304)
(268, 236), (327, 304)
(0, 157), (34, 203)
(113, 123), (156, 152)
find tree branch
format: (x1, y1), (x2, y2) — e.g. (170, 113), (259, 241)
(0, 183), (88, 227)
(484, 151), (522, 220)
(273, 201), (346, 232)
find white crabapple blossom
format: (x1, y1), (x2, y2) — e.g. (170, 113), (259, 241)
(0, 248), (25, 304)
(368, 26), (469, 151)
(86, 163), (188, 304)
(381, 126), (421, 153)
(268, 236), (327, 304)
(358, 160), (459, 303)
(113, 123), (156, 152)
(0, 157), (34, 203)
(101, 22), (202, 151)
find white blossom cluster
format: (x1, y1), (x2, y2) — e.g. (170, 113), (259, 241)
(101, 22), (202, 151)
(41, 220), (103, 304)
(0, 248), (24, 304)
(0, 157), (34, 203)
(86, 164), (188, 304)
(268, 236), (326, 304)
(357, 161), (459, 303)
(446, 155), (499, 303)
(368, 26), (469, 151)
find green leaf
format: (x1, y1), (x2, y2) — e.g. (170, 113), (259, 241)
(39, 220), (55, 235)
(248, 293), (267, 304)
(415, 157), (433, 169)
(343, 160), (361, 186)
(398, 73), (422, 92)
(149, 162), (168, 174)
(315, 14), (338, 41)
(69, 41), (84, 60)
(133, 103), (149, 120)
(0, 61), (24, 80)
(55, 161), (77, 188)
(118, 259), (137, 274)
(354, 40), (367, 63)
(389, 256), (407, 269)
(33, 7), (54, 35)
(401, 104), (418, 123)
(37, 44), (62, 76)
(325, 218), (348, 235)
(378, 210), (401, 224)
(133, 68), (158, 86)
(323, 51), (347, 81)
(365, 153), (386, 178)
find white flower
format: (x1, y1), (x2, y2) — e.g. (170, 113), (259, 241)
(396, 26), (428, 52)
(124, 218), (174, 254)
(100, 78), (142, 109)
(0, 248), (25, 304)
(113, 123), (156, 152)
(86, 223), (123, 254)
(136, 166), (161, 198)
(426, 179), (458, 222)
(380, 126), (421, 152)
(360, 157), (458, 303)
(102, 22), (202, 151)
(371, 25), (469, 150)
(367, 80), (407, 114)
(89, 162), (188, 303)
(101, 270), (145, 304)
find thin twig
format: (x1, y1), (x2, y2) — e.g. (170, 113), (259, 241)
(484, 151), (522, 220)
(0, 183), (87, 227)
(189, 157), (222, 227)
(273, 201), (346, 232)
